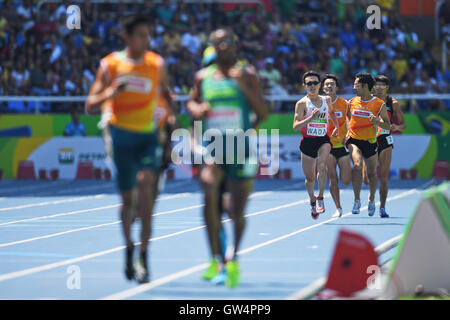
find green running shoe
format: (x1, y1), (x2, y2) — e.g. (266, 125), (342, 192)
(202, 259), (219, 281)
(225, 260), (240, 288)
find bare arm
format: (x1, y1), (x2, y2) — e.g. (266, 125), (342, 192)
(372, 104), (391, 130)
(85, 64), (127, 115)
(293, 99), (317, 131)
(391, 98), (406, 131)
(186, 69), (210, 120)
(159, 63), (178, 127)
(326, 96), (339, 135)
(235, 65), (269, 128)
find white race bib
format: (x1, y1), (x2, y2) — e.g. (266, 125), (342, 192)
(335, 111), (344, 118)
(352, 109), (373, 119)
(120, 75), (152, 93)
(386, 135), (394, 145)
(206, 107), (242, 131)
(307, 120), (327, 137)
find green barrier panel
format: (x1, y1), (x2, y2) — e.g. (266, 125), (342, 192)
(0, 112), (448, 137)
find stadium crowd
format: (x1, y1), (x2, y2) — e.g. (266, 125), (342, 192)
(0, 0), (449, 113)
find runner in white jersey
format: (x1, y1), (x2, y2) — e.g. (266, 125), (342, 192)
(293, 71), (339, 219)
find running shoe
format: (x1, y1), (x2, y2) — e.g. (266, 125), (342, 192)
(124, 245), (135, 281)
(352, 200), (361, 214)
(332, 208), (343, 218)
(134, 256), (149, 284)
(316, 197), (325, 214)
(202, 258), (220, 281)
(225, 259), (240, 288)
(379, 208), (390, 218)
(311, 202), (319, 220)
(211, 269), (227, 285)
(368, 201), (376, 216)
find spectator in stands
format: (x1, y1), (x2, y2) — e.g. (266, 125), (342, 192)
(0, 0), (447, 113)
(260, 57), (282, 94)
(64, 109), (86, 137)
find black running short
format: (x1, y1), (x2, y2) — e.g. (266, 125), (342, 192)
(377, 134), (394, 154)
(346, 136), (378, 159)
(300, 136), (332, 159)
(330, 146), (349, 160)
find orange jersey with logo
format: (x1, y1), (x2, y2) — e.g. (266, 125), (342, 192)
(101, 50), (164, 133)
(348, 96), (385, 142)
(329, 96), (348, 148)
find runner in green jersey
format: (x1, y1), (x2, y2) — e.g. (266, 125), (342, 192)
(187, 28), (268, 288)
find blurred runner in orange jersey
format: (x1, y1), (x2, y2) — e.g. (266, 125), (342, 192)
(85, 15), (176, 284)
(322, 74), (351, 218)
(346, 72), (391, 217)
(362, 75), (406, 218)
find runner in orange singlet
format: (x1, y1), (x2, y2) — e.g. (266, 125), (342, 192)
(346, 72), (391, 217)
(86, 15), (175, 284)
(322, 74), (351, 218)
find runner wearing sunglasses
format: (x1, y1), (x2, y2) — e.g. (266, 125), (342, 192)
(293, 71), (339, 219)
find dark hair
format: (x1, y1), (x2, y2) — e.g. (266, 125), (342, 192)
(322, 73), (340, 87)
(122, 15), (149, 35)
(355, 72), (375, 90)
(375, 74), (390, 86)
(302, 70), (321, 84)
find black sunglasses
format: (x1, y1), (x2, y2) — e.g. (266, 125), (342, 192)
(305, 81), (320, 86)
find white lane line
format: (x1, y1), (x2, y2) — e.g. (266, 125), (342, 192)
(0, 195), (106, 212)
(0, 188), (294, 248)
(101, 186), (428, 300)
(0, 195), (314, 283)
(0, 193), (191, 227)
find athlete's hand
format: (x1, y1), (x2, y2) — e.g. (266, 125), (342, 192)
(310, 108), (320, 120)
(331, 127), (339, 138)
(391, 124), (401, 131)
(105, 77), (128, 99)
(190, 101), (210, 119)
(369, 114), (379, 126)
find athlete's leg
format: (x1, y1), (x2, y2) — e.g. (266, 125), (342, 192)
(224, 178), (253, 288)
(327, 154), (341, 210)
(378, 147), (392, 209)
(200, 164), (224, 260)
(136, 168), (158, 254)
(362, 159), (369, 185)
(348, 143), (363, 202)
(316, 143), (331, 198)
(119, 190), (134, 249)
(364, 154), (378, 203)
(338, 154), (352, 186)
(301, 152), (317, 204)
(227, 179), (253, 257)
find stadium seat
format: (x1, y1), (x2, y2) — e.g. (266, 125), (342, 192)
(17, 160), (36, 180)
(94, 168), (102, 180)
(103, 169), (111, 180)
(75, 161), (94, 179)
(50, 169), (59, 180)
(166, 168), (174, 180)
(432, 161), (449, 180)
(399, 169), (409, 180)
(38, 169), (48, 180)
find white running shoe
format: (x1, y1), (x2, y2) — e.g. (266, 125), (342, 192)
(311, 203), (319, 220)
(332, 208), (343, 218)
(352, 200), (361, 214)
(368, 201), (376, 216)
(316, 197), (325, 214)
